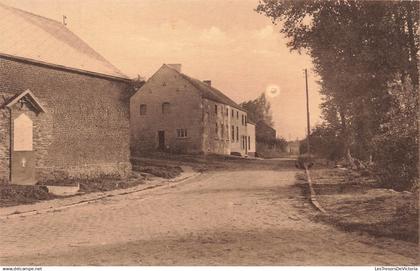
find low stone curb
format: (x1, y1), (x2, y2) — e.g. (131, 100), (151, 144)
(304, 167), (326, 213)
(0, 169), (201, 220)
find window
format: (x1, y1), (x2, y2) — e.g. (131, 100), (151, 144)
(221, 124), (224, 139)
(162, 102), (171, 114)
(231, 109), (234, 118)
(241, 115), (244, 125)
(215, 122), (218, 137)
(214, 104), (218, 114)
(226, 124), (229, 139)
(245, 116), (247, 126)
(248, 136), (251, 150)
(140, 104), (147, 115)
(176, 129), (188, 138)
(231, 125), (235, 140)
(226, 108), (229, 116)
(236, 111), (239, 119)
(236, 126), (239, 141)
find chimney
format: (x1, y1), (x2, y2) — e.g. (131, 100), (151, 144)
(167, 64), (181, 73)
(203, 80), (212, 86)
(62, 15), (67, 26)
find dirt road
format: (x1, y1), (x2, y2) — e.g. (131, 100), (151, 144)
(1, 168), (417, 265)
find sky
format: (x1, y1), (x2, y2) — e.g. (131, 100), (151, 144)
(3, 0), (322, 140)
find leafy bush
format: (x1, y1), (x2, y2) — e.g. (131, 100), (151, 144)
(371, 80), (418, 191)
(256, 136), (288, 152)
(299, 124), (343, 161)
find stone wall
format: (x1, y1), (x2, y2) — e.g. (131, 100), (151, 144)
(202, 99), (230, 155)
(201, 99), (248, 156)
(0, 57), (132, 182)
(0, 93), (11, 183)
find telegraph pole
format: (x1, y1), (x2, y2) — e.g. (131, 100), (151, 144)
(304, 69), (311, 155)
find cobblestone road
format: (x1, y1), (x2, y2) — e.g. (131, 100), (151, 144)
(1, 169), (418, 265)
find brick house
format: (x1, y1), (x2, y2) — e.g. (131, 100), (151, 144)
(130, 64), (254, 156)
(0, 3), (133, 184)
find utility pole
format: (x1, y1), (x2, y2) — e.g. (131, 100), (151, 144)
(304, 68), (311, 156)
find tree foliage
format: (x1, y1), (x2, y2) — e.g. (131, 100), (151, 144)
(241, 93), (289, 155)
(240, 92), (274, 126)
(258, 137), (288, 153)
(371, 78), (418, 190)
(257, 0), (419, 190)
(299, 123), (343, 161)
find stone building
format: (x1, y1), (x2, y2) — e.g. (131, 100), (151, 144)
(0, 3), (133, 184)
(130, 64), (254, 156)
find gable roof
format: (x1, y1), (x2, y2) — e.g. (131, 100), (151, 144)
(6, 89), (47, 113)
(256, 120), (276, 131)
(163, 64), (244, 111)
(0, 3), (128, 81)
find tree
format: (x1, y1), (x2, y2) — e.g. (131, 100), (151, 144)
(241, 92), (274, 126)
(256, 0), (419, 190)
(300, 123), (343, 161)
(371, 78), (418, 191)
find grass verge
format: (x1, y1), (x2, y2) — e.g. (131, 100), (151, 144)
(309, 168), (418, 243)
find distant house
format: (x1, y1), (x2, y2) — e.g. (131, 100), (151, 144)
(287, 140), (300, 155)
(130, 64), (255, 156)
(0, 3), (133, 184)
(256, 120), (276, 141)
(255, 120), (278, 157)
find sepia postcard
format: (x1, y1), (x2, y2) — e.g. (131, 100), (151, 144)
(0, 0), (418, 269)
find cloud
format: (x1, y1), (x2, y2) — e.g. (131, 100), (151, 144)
(254, 25), (275, 40)
(199, 26), (233, 45)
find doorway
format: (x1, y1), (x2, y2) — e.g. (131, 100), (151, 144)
(244, 136), (248, 155)
(158, 130), (165, 150)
